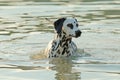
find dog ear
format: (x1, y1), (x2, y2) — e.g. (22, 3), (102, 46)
(54, 18), (66, 33)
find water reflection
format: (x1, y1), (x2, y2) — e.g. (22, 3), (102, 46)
(49, 58), (81, 80)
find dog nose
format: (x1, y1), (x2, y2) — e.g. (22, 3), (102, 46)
(75, 30), (82, 38)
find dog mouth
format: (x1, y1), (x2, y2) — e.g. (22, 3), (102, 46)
(75, 35), (80, 38)
(68, 30), (82, 38)
(69, 34), (81, 38)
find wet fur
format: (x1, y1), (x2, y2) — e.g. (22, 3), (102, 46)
(45, 17), (81, 58)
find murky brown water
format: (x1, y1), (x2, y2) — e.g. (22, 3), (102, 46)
(0, 0), (120, 80)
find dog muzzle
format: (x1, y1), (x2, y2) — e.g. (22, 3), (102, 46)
(75, 30), (82, 38)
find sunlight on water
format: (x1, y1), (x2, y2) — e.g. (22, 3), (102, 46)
(0, 0), (120, 80)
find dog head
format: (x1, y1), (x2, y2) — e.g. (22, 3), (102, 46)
(54, 17), (82, 38)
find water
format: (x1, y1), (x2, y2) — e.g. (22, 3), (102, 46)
(0, 0), (120, 80)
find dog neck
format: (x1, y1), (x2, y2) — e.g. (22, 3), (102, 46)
(52, 31), (72, 57)
(55, 31), (72, 45)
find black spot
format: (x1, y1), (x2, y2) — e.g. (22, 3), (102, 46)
(67, 53), (71, 57)
(63, 41), (68, 47)
(63, 31), (66, 34)
(51, 52), (53, 54)
(59, 33), (62, 37)
(62, 35), (66, 42)
(66, 50), (70, 53)
(67, 23), (73, 29)
(69, 39), (71, 43)
(54, 42), (57, 45)
(52, 46), (55, 51)
(55, 45), (59, 51)
(57, 50), (60, 54)
(76, 24), (79, 27)
(60, 41), (62, 46)
(62, 48), (66, 55)
(54, 54), (57, 57)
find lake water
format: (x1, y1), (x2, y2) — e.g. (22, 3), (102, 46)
(0, 0), (120, 80)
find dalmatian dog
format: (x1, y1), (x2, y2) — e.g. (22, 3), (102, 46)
(45, 17), (82, 58)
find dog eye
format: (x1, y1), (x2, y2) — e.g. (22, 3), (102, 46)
(67, 23), (73, 29)
(76, 24), (79, 27)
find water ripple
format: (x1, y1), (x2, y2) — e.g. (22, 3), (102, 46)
(0, 0), (120, 80)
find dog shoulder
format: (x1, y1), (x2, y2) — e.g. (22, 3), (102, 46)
(44, 40), (53, 55)
(44, 39), (57, 54)
(46, 39), (54, 50)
